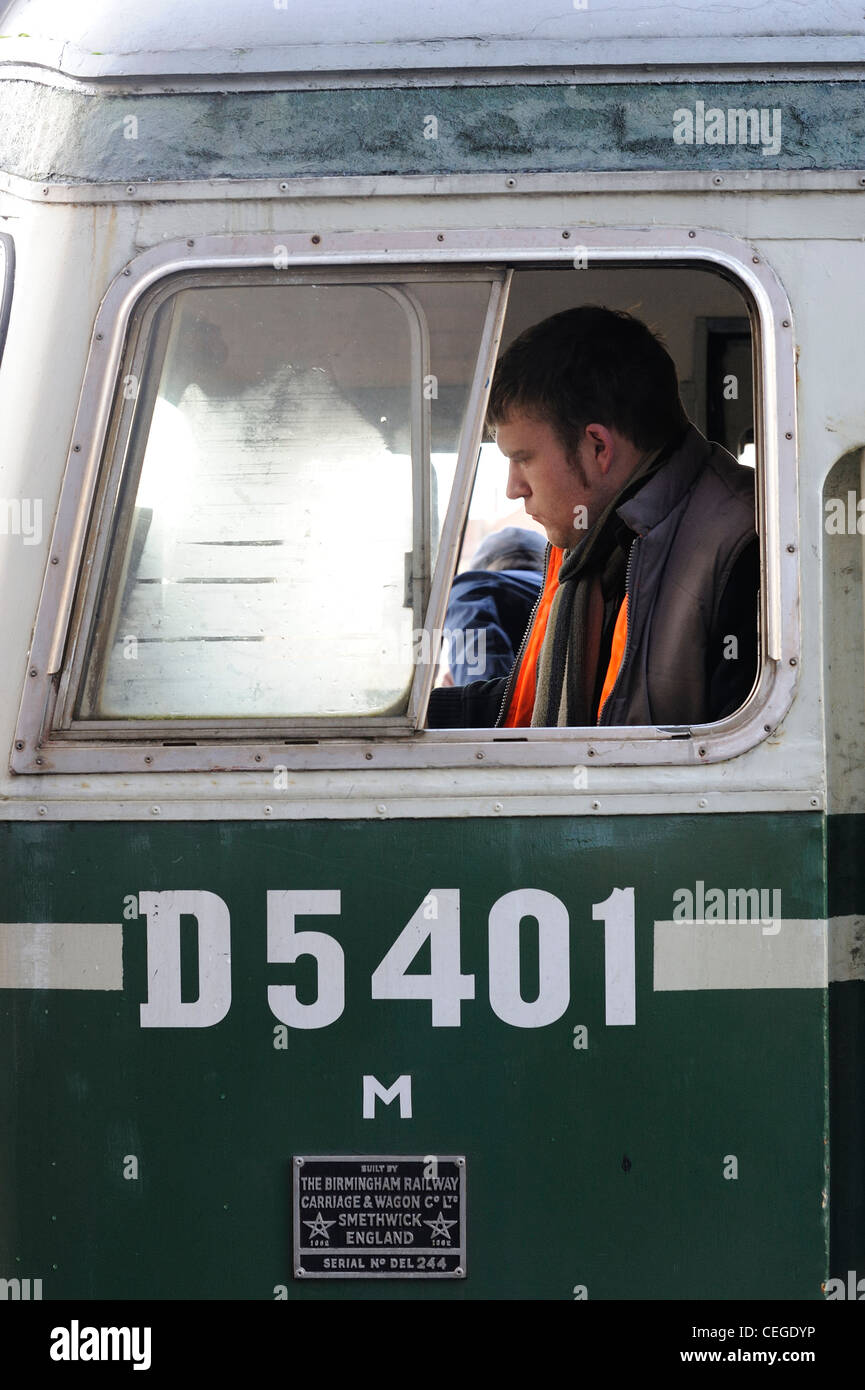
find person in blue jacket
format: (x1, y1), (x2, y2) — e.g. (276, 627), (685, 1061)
(442, 526), (546, 685)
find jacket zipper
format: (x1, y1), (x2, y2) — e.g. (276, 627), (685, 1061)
(494, 541), (552, 728)
(597, 537), (639, 726)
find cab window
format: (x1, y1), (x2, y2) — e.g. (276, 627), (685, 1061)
(70, 270), (505, 724)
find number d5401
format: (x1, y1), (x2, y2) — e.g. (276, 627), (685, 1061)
(136, 888), (636, 1030)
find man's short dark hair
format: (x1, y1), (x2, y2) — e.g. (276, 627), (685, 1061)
(486, 305), (689, 455)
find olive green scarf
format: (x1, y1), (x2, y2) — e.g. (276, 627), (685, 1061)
(531, 445), (666, 728)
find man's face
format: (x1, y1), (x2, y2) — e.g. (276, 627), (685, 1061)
(496, 412), (599, 550)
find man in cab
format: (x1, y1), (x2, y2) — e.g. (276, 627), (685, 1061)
(427, 305), (758, 729)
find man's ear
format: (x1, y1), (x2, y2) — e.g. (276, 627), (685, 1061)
(583, 423), (616, 474)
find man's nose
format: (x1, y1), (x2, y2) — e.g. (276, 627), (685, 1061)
(505, 463), (527, 501)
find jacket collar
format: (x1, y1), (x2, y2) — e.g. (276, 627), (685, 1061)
(615, 424), (710, 537)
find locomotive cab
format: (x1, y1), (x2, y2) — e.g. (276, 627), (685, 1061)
(0, 0), (863, 1304)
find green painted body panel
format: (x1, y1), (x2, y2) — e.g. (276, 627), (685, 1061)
(827, 813), (865, 1279)
(0, 80), (862, 183)
(0, 813), (827, 1300)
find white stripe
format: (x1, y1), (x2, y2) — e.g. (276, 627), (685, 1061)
(654, 919), (827, 991)
(829, 915), (865, 983)
(0, 924), (123, 990)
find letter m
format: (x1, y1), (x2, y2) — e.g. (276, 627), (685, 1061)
(102, 1328), (130, 1360)
(0, 499), (20, 535)
(0, 1278), (21, 1299)
(729, 888), (760, 921)
(727, 108), (759, 145)
(363, 1074), (412, 1118)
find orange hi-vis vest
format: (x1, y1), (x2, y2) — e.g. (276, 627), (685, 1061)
(596, 594), (629, 721)
(504, 548), (628, 727)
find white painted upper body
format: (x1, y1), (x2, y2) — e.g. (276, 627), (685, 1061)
(0, 0), (863, 83)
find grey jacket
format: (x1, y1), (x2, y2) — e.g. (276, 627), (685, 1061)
(597, 424), (757, 726)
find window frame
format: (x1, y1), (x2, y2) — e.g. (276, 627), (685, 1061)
(52, 266), (509, 734)
(0, 231), (14, 369)
(12, 226), (799, 775)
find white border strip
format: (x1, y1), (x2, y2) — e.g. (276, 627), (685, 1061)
(0, 790), (824, 821)
(0, 923), (123, 989)
(2, 167), (864, 205)
(654, 918), (827, 991)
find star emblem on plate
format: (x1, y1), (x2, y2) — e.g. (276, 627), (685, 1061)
(424, 1210), (457, 1242)
(303, 1211), (335, 1242)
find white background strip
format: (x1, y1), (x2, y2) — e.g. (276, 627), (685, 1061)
(654, 919), (827, 991)
(0, 924), (123, 990)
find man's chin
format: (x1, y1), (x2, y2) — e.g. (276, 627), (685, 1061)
(544, 528), (573, 549)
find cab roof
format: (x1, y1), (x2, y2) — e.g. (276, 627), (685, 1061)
(1, 0), (864, 84)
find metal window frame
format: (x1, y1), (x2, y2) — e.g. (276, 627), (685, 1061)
(0, 231), (14, 368)
(11, 225), (798, 775)
(53, 271), (443, 732)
